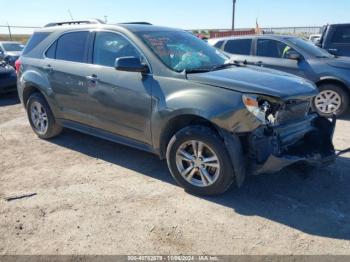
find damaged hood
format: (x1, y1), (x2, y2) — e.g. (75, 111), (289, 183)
(187, 66), (318, 100)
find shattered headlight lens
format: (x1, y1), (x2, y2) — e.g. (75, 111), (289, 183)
(242, 94), (279, 125)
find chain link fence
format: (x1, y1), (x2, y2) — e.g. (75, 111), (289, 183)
(262, 26), (322, 37)
(194, 26), (322, 38)
(0, 25), (40, 42)
(1, 24), (323, 43)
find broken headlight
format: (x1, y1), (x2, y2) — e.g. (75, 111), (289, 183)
(242, 94), (281, 125)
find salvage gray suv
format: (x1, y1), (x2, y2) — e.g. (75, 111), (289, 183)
(17, 20), (336, 195)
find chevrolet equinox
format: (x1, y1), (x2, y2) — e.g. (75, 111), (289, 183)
(16, 20), (336, 195)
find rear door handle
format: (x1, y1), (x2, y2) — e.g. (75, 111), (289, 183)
(255, 61), (264, 66)
(43, 64), (53, 73)
(86, 74), (99, 82)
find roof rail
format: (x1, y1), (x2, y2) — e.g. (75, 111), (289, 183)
(118, 22), (153, 25)
(44, 19), (105, 28)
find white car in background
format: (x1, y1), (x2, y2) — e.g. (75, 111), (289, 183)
(207, 37), (228, 49)
(309, 34), (321, 44)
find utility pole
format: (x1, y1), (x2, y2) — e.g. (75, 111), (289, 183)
(232, 0), (237, 30)
(7, 23), (12, 41)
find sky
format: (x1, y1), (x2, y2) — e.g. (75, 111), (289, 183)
(1, 0), (350, 34)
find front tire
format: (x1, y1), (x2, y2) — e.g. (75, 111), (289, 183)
(166, 126), (235, 196)
(313, 84), (349, 117)
(26, 92), (62, 139)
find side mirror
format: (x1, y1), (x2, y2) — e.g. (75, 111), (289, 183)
(115, 57), (149, 73)
(285, 50), (302, 61)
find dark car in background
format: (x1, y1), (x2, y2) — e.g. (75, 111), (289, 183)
(0, 61), (17, 94)
(317, 23), (350, 57)
(0, 41), (25, 67)
(16, 21), (336, 195)
(210, 35), (350, 116)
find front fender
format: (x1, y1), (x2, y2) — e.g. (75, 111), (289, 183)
(151, 78), (261, 155)
(318, 75), (350, 90)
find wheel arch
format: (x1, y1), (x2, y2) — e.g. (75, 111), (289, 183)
(316, 77), (350, 98)
(22, 85), (43, 106)
(20, 69), (53, 103)
(158, 114), (221, 159)
(158, 112), (247, 188)
(20, 68), (62, 118)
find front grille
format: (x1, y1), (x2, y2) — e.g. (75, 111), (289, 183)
(277, 99), (311, 124)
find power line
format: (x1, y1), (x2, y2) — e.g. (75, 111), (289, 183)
(68, 9), (74, 20)
(0, 25), (40, 29)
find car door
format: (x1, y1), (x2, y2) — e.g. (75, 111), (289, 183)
(44, 30), (95, 125)
(249, 38), (307, 78)
(0, 45), (4, 60)
(222, 38), (253, 63)
(326, 25), (350, 57)
(81, 30), (153, 144)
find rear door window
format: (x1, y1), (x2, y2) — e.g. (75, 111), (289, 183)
(55, 31), (89, 63)
(224, 39), (252, 55)
(332, 26), (350, 44)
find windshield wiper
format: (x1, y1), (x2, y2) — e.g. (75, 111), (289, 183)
(184, 61), (246, 75)
(184, 68), (212, 74)
(210, 61), (246, 71)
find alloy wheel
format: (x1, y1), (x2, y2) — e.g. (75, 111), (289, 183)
(30, 101), (48, 135)
(175, 140), (220, 187)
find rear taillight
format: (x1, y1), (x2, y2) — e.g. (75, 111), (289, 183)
(15, 59), (21, 74)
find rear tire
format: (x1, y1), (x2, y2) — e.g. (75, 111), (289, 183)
(166, 126), (235, 196)
(26, 92), (62, 139)
(313, 84), (349, 117)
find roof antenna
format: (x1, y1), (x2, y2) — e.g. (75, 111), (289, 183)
(68, 9), (74, 20)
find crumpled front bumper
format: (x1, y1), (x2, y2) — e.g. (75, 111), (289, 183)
(249, 114), (336, 175)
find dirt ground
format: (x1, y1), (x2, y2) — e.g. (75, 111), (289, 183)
(1, 92), (350, 255)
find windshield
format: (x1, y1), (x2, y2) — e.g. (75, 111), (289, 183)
(288, 37), (333, 58)
(2, 43), (24, 52)
(136, 30), (228, 72)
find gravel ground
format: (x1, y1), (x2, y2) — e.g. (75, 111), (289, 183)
(0, 92), (350, 255)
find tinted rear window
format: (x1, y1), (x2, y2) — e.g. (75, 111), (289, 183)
(214, 40), (224, 49)
(55, 31), (89, 63)
(224, 39), (252, 55)
(22, 32), (50, 55)
(332, 26), (350, 44)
